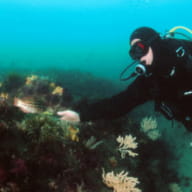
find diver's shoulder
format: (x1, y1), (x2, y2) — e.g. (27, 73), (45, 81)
(162, 37), (192, 45)
(161, 37), (179, 44)
(162, 38), (192, 53)
(160, 38), (189, 51)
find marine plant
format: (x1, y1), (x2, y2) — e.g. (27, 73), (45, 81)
(2, 73), (25, 93)
(18, 114), (70, 143)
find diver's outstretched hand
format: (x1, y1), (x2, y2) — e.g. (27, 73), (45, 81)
(57, 110), (80, 123)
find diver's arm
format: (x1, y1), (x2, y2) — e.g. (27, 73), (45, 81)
(57, 76), (153, 122)
(76, 76), (153, 122)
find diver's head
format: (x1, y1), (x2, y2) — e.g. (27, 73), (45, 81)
(129, 27), (161, 76)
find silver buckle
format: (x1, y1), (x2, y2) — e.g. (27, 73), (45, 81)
(176, 46), (185, 57)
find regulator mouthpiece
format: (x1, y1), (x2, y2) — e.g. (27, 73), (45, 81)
(120, 61), (150, 81)
(135, 64), (147, 75)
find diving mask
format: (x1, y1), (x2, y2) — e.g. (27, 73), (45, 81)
(129, 41), (149, 60)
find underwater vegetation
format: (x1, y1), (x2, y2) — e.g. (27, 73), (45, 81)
(2, 73), (25, 94)
(0, 69), (184, 192)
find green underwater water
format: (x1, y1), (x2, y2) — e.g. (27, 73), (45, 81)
(0, 41), (128, 82)
(1, 0), (191, 81)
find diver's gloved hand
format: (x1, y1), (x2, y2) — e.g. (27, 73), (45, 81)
(57, 110), (80, 122)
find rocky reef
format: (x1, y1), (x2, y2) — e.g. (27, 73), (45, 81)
(0, 70), (180, 192)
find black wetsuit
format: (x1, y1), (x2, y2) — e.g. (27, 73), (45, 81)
(77, 38), (192, 130)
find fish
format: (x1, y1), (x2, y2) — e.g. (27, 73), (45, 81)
(13, 97), (39, 114)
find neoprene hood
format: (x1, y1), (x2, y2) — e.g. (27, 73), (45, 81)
(130, 27), (160, 45)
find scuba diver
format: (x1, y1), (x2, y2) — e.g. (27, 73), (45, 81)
(57, 26), (192, 131)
